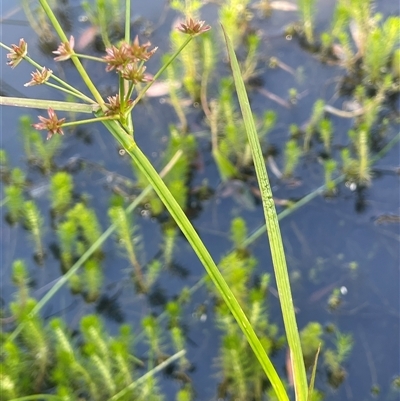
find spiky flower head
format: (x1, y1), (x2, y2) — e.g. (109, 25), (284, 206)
(177, 18), (211, 36)
(103, 43), (131, 72)
(24, 67), (53, 87)
(120, 64), (152, 84)
(6, 38), (27, 68)
(103, 37), (157, 72)
(105, 94), (133, 116)
(128, 36), (158, 61)
(33, 108), (66, 140)
(53, 36), (75, 61)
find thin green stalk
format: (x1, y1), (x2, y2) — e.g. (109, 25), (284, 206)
(7, 396), (64, 401)
(222, 25), (307, 401)
(125, 0), (131, 42)
(108, 350), (186, 401)
(307, 345), (321, 401)
(38, 0), (106, 109)
(44, 82), (97, 100)
(72, 53), (106, 62)
(102, 118), (289, 401)
(61, 115), (119, 129)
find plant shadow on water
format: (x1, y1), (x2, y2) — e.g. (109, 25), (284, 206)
(0, 0), (399, 400)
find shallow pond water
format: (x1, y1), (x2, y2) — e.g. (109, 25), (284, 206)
(1, 1), (399, 400)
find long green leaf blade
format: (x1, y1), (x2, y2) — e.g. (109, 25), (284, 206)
(222, 24), (308, 401)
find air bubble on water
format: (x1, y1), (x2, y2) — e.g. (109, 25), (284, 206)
(141, 209), (151, 218)
(345, 181), (357, 191)
(340, 286), (348, 295)
(78, 15), (88, 22)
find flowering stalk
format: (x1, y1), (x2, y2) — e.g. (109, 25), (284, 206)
(33, 108), (120, 140)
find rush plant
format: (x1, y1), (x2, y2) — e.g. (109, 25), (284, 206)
(2, 0), (399, 398)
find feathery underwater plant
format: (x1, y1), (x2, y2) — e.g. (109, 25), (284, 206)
(108, 204), (145, 292)
(298, 0), (317, 45)
(50, 171), (74, 215)
(23, 200), (45, 261)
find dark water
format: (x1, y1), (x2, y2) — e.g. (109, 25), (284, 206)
(1, 1), (399, 400)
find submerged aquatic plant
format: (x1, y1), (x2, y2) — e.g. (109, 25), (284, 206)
(363, 16), (400, 84)
(108, 205), (145, 292)
(81, 0), (125, 48)
(323, 159), (337, 195)
(23, 200), (45, 261)
(50, 171), (74, 215)
(298, 0), (317, 44)
(212, 79), (276, 180)
(4, 184), (25, 224)
(283, 139), (302, 178)
(219, 0), (251, 49)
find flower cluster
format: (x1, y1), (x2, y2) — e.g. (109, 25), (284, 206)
(103, 36), (157, 83)
(53, 36), (75, 61)
(6, 38), (27, 68)
(177, 18), (211, 36)
(105, 94), (133, 116)
(24, 67), (53, 87)
(33, 108), (66, 140)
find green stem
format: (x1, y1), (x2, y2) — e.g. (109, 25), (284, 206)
(62, 115), (119, 128)
(38, 0), (106, 109)
(102, 118), (289, 401)
(125, 0), (131, 42)
(73, 53), (107, 63)
(44, 83), (94, 102)
(7, 396), (64, 401)
(109, 350), (186, 401)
